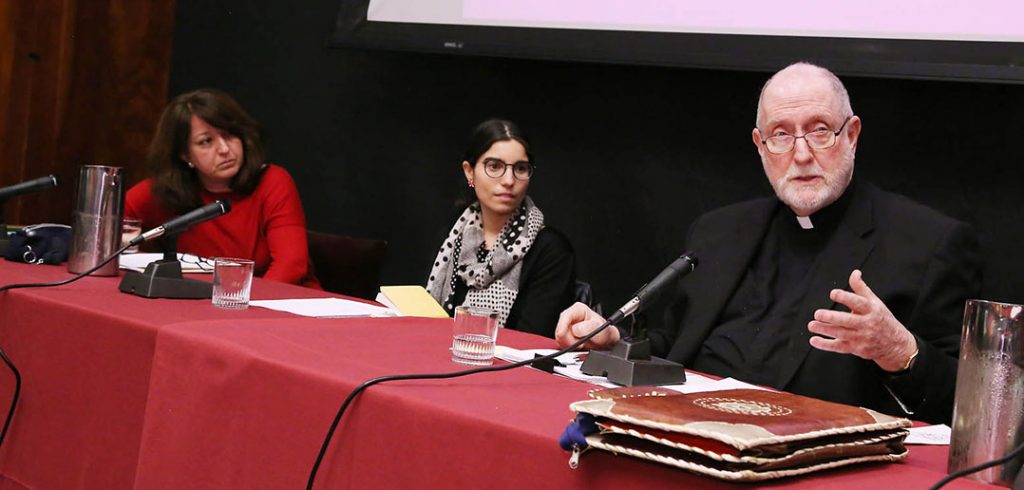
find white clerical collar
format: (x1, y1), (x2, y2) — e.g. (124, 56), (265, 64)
(796, 215), (814, 229)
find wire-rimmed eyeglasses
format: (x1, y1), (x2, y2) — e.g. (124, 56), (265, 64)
(760, 116), (852, 154)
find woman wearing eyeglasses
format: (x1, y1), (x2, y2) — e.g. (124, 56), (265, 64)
(426, 119), (576, 337)
(125, 88), (319, 288)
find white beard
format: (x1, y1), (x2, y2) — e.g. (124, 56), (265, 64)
(765, 149), (854, 216)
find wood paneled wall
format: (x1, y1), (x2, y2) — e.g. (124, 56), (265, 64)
(0, 0), (175, 226)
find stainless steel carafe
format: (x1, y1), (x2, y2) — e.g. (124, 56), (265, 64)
(949, 299), (1024, 486)
(67, 165), (124, 276)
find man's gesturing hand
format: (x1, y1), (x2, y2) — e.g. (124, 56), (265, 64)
(808, 269), (918, 373)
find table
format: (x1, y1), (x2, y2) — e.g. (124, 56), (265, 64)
(0, 261), (994, 489)
(0, 261), (321, 489)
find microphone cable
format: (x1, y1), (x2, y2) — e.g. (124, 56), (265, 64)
(928, 439), (1024, 490)
(306, 316), (619, 490)
(0, 241), (133, 452)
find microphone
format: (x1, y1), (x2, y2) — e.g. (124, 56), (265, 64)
(580, 252), (698, 386)
(119, 200), (231, 299)
(133, 200), (231, 244)
(0, 175), (58, 201)
(607, 252), (698, 324)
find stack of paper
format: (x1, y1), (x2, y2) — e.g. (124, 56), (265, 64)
(249, 298), (393, 318)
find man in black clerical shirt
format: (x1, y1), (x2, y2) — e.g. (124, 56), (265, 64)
(555, 62), (981, 424)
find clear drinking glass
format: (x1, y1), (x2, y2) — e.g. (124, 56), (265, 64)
(211, 257), (255, 309)
(451, 306), (500, 366)
(121, 217), (142, 253)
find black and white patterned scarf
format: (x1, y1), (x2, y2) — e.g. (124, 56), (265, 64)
(426, 197), (545, 327)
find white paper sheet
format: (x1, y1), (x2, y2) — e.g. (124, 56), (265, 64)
(905, 424), (951, 445)
(249, 298), (394, 318)
(493, 346), (770, 392)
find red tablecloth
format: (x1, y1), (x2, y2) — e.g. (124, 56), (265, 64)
(0, 261), (322, 489)
(0, 261), (995, 489)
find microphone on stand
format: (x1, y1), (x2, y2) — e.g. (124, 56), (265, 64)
(119, 200), (231, 299)
(580, 252), (698, 386)
(0, 175), (59, 202)
(0, 175), (60, 256)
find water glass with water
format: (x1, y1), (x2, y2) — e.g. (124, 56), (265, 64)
(212, 257), (254, 309)
(121, 217), (142, 253)
(451, 306), (500, 366)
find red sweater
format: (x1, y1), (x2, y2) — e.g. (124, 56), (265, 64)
(125, 164), (319, 288)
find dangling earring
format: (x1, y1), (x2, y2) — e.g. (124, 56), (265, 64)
(468, 180), (475, 188)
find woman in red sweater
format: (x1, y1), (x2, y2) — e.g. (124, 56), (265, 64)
(126, 88), (319, 288)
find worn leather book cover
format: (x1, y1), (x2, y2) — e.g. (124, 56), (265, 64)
(568, 387), (911, 481)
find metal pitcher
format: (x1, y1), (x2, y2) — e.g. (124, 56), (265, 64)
(949, 299), (1024, 486)
(67, 165), (124, 276)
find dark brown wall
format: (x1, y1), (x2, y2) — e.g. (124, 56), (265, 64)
(0, 0), (175, 226)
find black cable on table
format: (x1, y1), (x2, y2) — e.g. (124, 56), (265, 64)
(306, 317), (617, 490)
(928, 439), (1024, 490)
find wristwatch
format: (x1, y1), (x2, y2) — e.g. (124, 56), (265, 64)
(894, 344), (920, 375)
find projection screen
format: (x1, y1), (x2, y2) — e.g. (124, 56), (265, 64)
(332, 0), (1024, 83)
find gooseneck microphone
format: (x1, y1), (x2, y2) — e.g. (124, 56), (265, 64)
(133, 200), (231, 244)
(607, 252), (698, 325)
(119, 200), (232, 300)
(578, 251), (699, 387)
(0, 175), (58, 201)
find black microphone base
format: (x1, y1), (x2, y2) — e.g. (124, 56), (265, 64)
(118, 259), (212, 299)
(580, 338), (687, 386)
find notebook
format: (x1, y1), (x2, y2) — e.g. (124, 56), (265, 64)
(376, 285), (449, 318)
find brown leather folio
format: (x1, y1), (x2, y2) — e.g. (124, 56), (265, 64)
(568, 387), (911, 481)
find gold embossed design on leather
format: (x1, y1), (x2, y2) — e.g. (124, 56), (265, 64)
(692, 396), (793, 417)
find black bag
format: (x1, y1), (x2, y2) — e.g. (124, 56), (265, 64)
(4, 224), (72, 264)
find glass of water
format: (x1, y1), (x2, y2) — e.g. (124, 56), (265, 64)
(451, 306), (500, 366)
(121, 217), (142, 253)
(211, 257), (254, 309)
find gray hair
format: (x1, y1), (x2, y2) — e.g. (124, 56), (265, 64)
(755, 62), (853, 129)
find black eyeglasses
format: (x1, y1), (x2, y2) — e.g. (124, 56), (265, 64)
(481, 158), (534, 181)
(760, 116), (852, 154)
(180, 254), (214, 272)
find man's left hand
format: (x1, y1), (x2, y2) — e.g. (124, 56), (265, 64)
(808, 269), (918, 373)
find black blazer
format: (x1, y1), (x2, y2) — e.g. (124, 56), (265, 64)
(649, 181), (981, 424)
